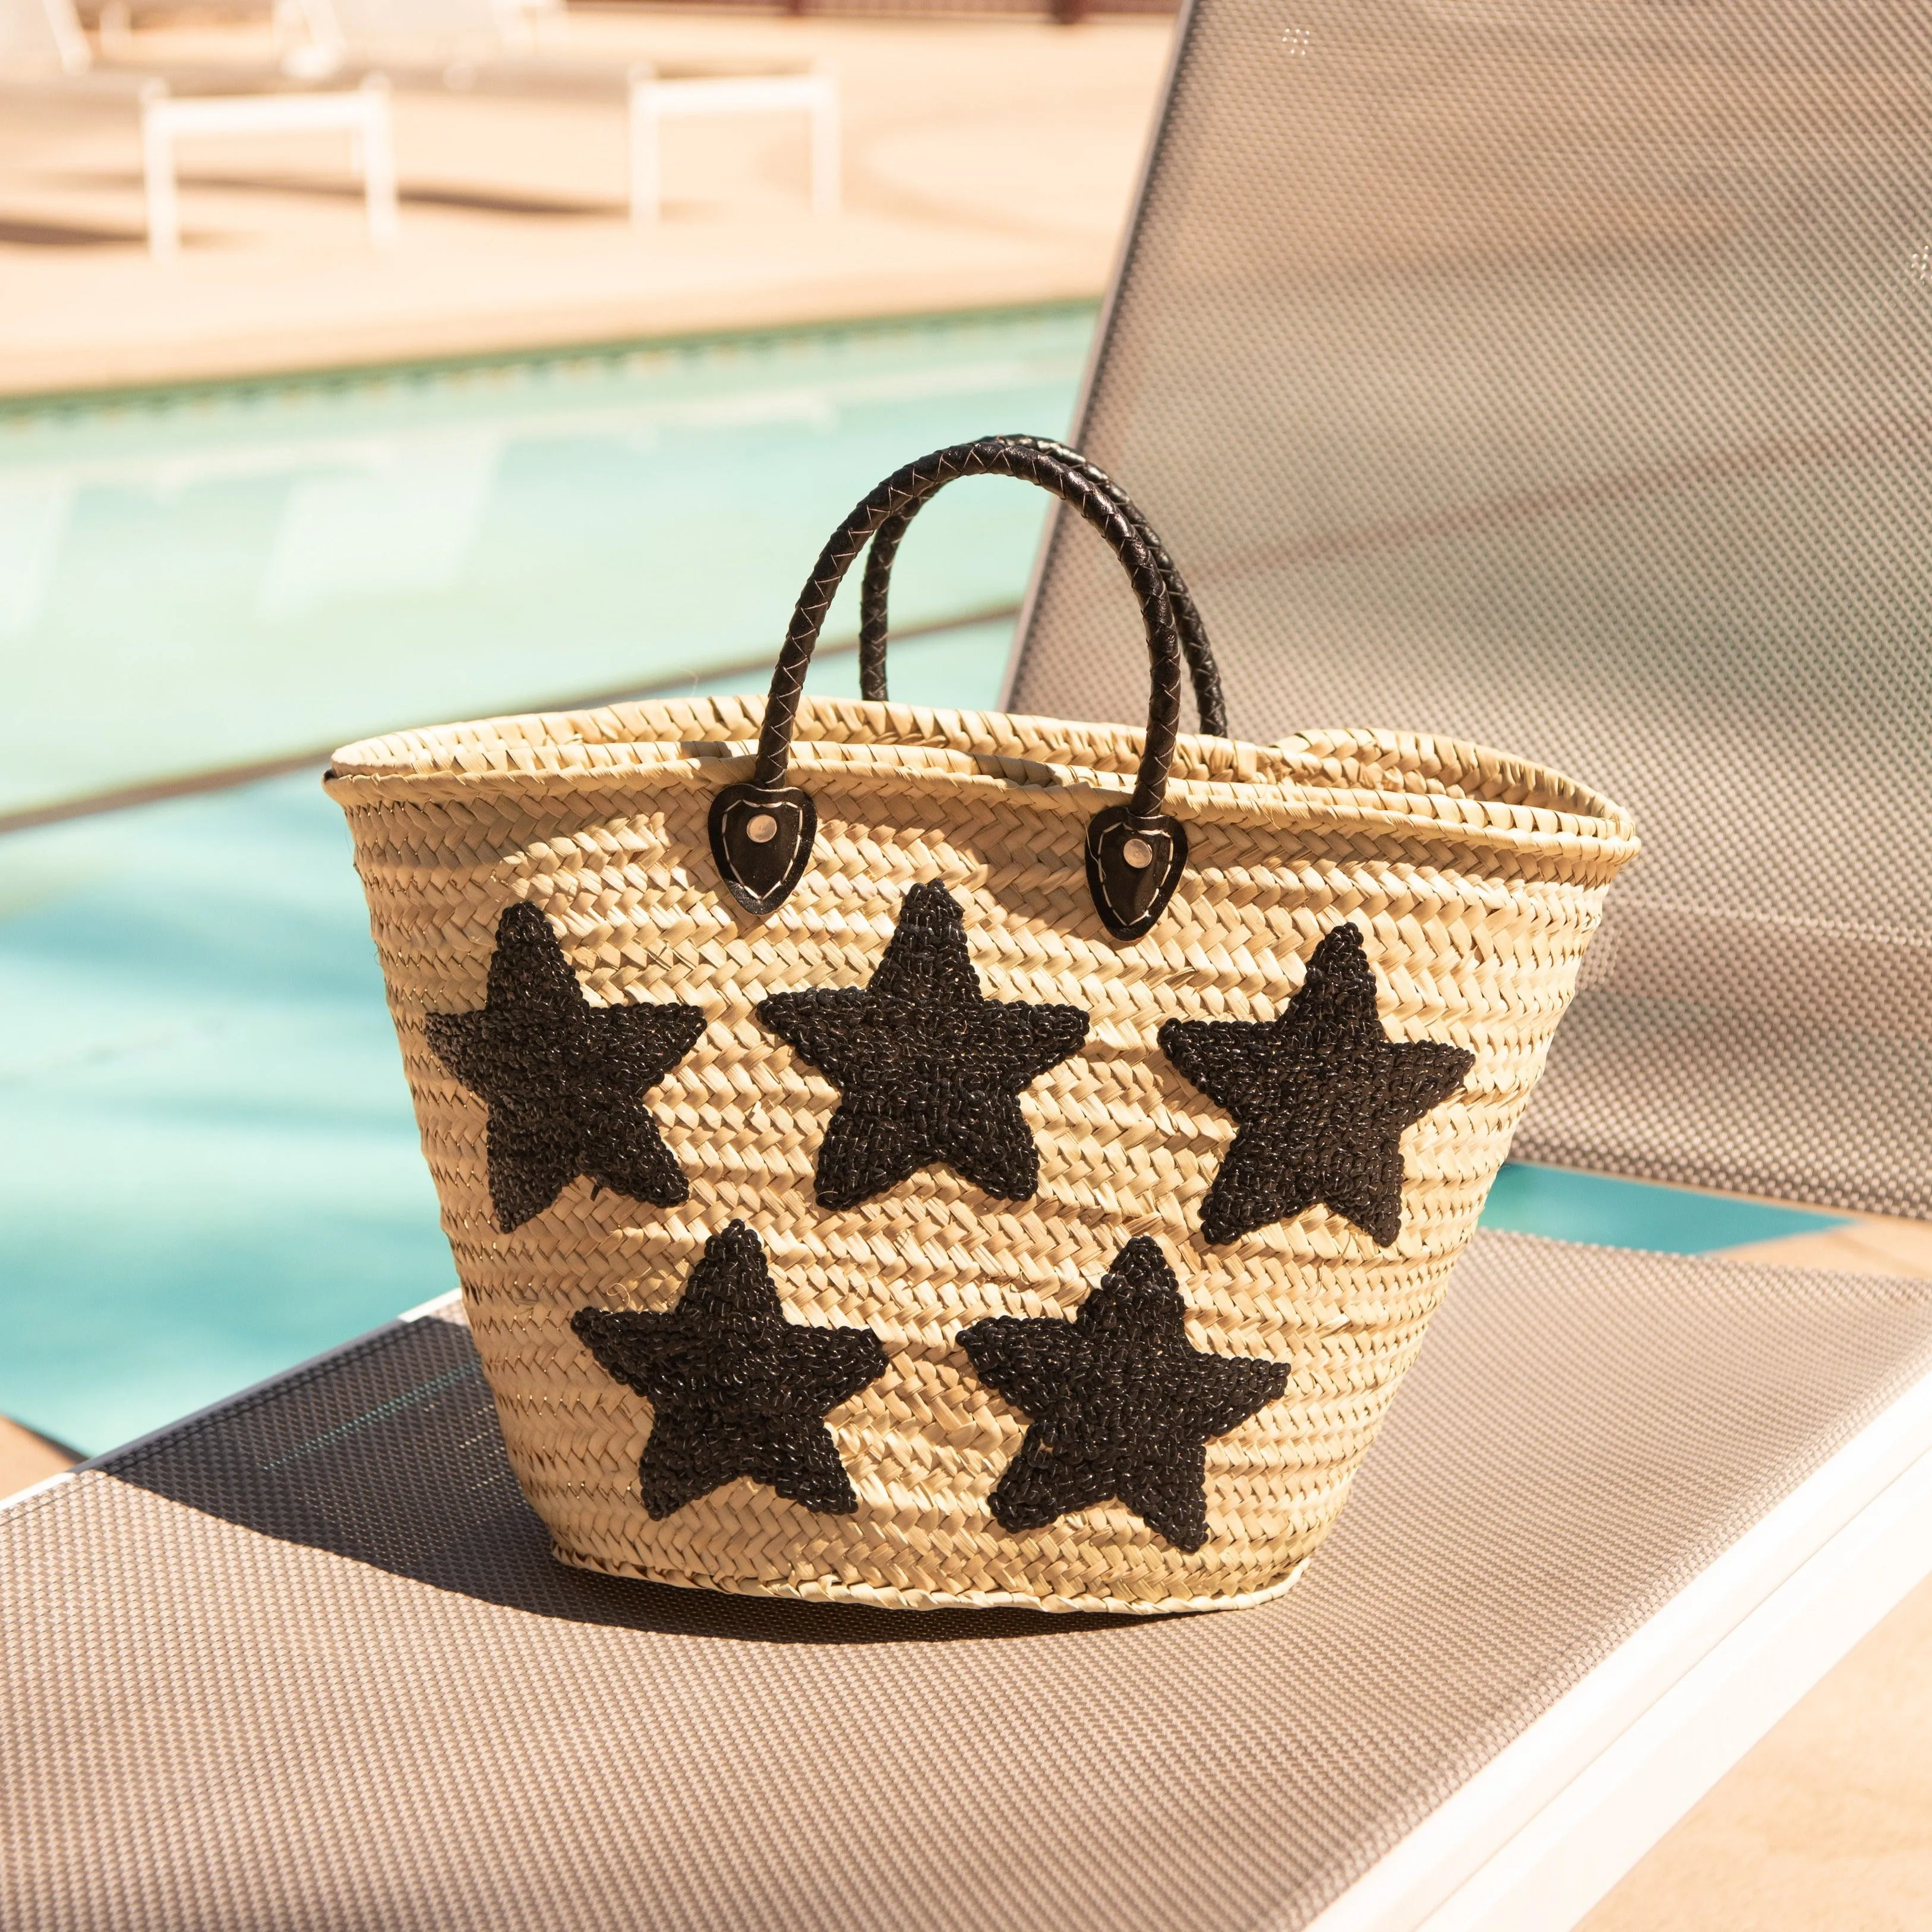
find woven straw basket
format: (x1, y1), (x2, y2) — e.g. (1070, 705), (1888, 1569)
(327, 438), (1637, 1615)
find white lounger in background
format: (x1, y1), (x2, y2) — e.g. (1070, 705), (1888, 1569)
(140, 77), (396, 255)
(0, 0), (397, 255)
(7, 0), (836, 249)
(298, 0), (840, 225)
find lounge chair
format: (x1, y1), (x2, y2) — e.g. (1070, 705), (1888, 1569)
(1001, 0), (1932, 1911)
(298, 0), (839, 225)
(0, 0), (397, 254)
(5, 6), (1930, 1930)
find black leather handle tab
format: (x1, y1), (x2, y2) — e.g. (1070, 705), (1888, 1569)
(709, 437), (1211, 939)
(856, 435), (1227, 740)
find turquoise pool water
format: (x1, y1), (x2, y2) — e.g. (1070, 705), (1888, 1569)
(0, 308), (1843, 1457)
(1, 307), (1092, 820)
(1479, 1164), (1839, 1254)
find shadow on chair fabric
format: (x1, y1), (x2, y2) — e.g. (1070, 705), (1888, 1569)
(89, 1311), (1129, 1645)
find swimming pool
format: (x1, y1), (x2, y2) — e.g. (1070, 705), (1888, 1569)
(1, 306), (1092, 822)
(0, 307), (1842, 1456)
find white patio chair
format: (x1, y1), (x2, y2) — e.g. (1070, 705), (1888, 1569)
(0, 0), (397, 255)
(626, 58), (836, 228)
(301, 0), (839, 225)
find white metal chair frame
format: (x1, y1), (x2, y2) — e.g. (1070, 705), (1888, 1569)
(138, 72), (397, 257)
(1302, 1366), (1932, 1931)
(2, 0), (400, 258)
(626, 62), (839, 228)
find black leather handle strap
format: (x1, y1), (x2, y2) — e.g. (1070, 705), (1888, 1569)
(855, 434), (1227, 740)
(712, 437), (1204, 937)
(755, 438), (1186, 819)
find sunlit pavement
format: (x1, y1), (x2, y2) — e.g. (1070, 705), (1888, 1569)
(0, 8), (1172, 395)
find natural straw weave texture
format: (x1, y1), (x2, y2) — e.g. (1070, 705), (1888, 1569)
(327, 695), (1636, 1612)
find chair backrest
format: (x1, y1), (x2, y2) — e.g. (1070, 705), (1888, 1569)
(1009, 0), (1932, 1220)
(0, 0), (91, 74)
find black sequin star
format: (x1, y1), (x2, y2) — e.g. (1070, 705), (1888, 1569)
(1158, 921), (1474, 1249)
(425, 901), (706, 1233)
(571, 1220), (888, 1517)
(756, 881), (1089, 1211)
(959, 1236), (1287, 1552)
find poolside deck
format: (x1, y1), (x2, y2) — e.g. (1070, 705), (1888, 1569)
(0, 7), (1171, 397)
(0, 1418), (73, 1497)
(1582, 1570), (1932, 1932)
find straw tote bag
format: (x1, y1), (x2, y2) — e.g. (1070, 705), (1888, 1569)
(327, 435), (1638, 1615)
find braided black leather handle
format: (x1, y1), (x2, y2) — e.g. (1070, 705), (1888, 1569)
(756, 438), (1186, 815)
(711, 437), (1205, 938)
(855, 434), (1227, 740)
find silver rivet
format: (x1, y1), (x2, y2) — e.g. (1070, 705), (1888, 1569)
(1122, 836), (1155, 869)
(745, 812), (779, 845)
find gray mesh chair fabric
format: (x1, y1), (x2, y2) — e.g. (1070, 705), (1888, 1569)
(8, 1230), (1932, 1932)
(1011, 0), (1932, 1217)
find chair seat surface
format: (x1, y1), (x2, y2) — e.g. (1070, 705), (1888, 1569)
(7, 1227), (1932, 1932)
